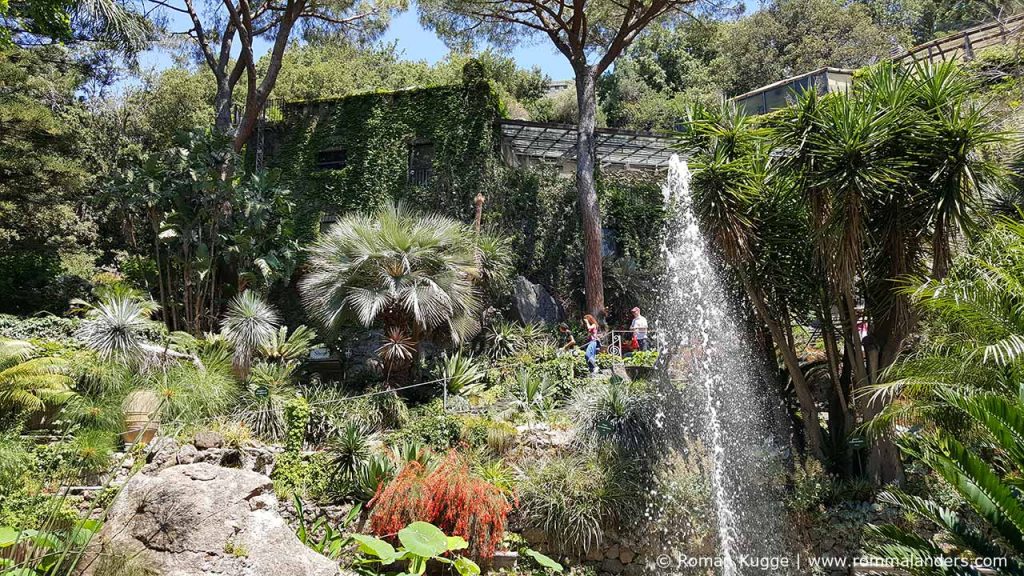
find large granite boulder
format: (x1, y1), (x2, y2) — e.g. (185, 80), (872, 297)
(81, 463), (342, 576)
(512, 276), (565, 326)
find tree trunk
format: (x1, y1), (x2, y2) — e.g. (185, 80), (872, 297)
(214, 79), (233, 137)
(574, 67), (605, 317)
(740, 273), (824, 460)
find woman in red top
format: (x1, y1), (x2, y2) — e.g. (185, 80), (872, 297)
(583, 314), (600, 374)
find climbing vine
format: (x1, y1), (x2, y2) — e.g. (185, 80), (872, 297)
(267, 68), (501, 239)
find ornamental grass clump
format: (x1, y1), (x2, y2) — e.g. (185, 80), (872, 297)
(368, 449), (513, 559)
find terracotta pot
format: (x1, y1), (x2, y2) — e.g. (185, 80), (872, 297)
(122, 390), (161, 446)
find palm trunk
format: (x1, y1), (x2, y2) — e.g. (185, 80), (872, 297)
(931, 217), (950, 280)
(574, 67), (606, 317)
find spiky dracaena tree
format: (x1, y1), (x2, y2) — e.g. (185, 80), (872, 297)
(864, 218), (1024, 435)
(300, 203), (485, 377)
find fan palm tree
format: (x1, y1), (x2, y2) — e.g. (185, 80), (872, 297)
(300, 203), (484, 367)
(0, 339), (73, 416)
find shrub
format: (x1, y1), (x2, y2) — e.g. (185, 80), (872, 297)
(388, 401), (461, 449)
(569, 377), (664, 458)
(369, 450), (513, 559)
(0, 315), (78, 342)
(517, 453), (644, 556)
(623, 350), (658, 367)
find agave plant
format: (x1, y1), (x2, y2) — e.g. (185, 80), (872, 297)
(507, 369), (557, 426)
(484, 321), (523, 360)
(441, 350), (486, 396)
(222, 291), (281, 379)
(353, 453), (397, 503)
(0, 339), (73, 415)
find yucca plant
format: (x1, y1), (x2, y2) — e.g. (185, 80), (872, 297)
(0, 339), (73, 416)
(74, 294), (158, 363)
(222, 291), (281, 379)
(330, 421), (377, 479)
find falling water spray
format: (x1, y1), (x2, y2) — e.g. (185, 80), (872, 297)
(654, 155), (790, 575)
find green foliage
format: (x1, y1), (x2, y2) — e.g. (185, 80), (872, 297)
(0, 315), (77, 342)
(351, 521), (481, 576)
(569, 377), (664, 458)
(0, 339), (73, 416)
(517, 453), (643, 555)
(0, 517), (102, 576)
(0, 46), (97, 314)
(866, 218), (1024, 433)
(623, 350), (658, 367)
(521, 548), (564, 573)
(284, 396), (311, 453)
(269, 78), (499, 232)
(108, 132), (299, 334)
(868, 391), (1024, 569)
(293, 495), (361, 560)
(387, 401), (462, 449)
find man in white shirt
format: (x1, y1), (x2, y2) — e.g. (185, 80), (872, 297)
(630, 307), (649, 351)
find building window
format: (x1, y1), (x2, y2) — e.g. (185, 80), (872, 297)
(316, 147), (347, 170)
(408, 141), (434, 186)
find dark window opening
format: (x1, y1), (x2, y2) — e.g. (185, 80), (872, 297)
(408, 141), (434, 186)
(316, 148), (347, 170)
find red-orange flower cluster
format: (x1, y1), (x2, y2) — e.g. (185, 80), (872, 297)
(368, 449), (514, 559)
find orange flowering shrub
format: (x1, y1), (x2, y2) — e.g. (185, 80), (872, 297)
(368, 449), (514, 559)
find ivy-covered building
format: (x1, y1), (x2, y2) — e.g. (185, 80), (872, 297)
(264, 64), (677, 239)
(265, 70), (501, 237)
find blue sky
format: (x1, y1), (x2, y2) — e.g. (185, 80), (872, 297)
(135, 4), (576, 86)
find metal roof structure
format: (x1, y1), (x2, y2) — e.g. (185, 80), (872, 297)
(498, 119), (680, 170)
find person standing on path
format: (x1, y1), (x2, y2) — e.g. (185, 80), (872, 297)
(583, 314), (600, 374)
(630, 306), (649, 351)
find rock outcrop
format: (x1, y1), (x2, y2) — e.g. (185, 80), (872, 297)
(512, 276), (564, 326)
(81, 463), (341, 576)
